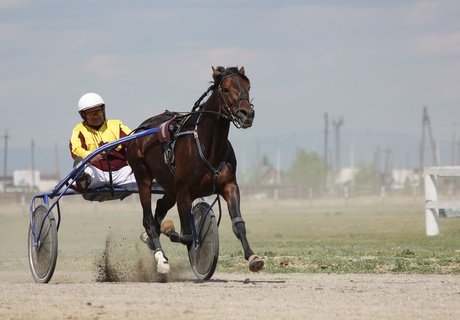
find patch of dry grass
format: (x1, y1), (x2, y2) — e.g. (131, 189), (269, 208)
(1, 194), (459, 277)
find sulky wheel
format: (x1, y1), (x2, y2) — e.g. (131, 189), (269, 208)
(28, 204), (58, 283)
(188, 201), (219, 280)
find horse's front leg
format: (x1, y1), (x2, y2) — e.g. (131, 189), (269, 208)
(222, 183), (264, 272)
(138, 183), (170, 274)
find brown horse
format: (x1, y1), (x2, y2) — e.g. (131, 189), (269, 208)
(127, 66), (264, 275)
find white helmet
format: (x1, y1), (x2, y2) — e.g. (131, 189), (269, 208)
(78, 92), (105, 112)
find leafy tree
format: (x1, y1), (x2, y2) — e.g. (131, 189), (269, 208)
(285, 149), (326, 193)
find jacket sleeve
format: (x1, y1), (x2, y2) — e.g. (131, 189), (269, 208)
(69, 125), (91, 159)
(119, 121), (132, 138)
(118, 121), (132, 150)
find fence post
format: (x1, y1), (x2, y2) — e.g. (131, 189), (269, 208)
(424, 171), (440, 236)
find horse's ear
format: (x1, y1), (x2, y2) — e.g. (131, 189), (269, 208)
(212, 66), (221, 78)
(238, 66), (245, 76)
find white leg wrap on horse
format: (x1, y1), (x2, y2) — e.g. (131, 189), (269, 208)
(154, 251), (170, 274)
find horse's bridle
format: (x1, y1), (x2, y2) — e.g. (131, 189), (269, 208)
(217, 73), (253, 128)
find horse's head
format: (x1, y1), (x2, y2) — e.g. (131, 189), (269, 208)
(212, 66), (255, 128)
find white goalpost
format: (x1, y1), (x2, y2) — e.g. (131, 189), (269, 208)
(424, 166), (460, 236)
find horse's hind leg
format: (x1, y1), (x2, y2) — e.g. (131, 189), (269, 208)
(223, 183), (264, 272)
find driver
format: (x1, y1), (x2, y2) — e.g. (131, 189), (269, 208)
(69, 92), (136, 191)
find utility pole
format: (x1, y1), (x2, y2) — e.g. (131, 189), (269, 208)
(373, 145), (381, 193)
(420, 106), (438, 173)
(324, 112), (329, 190)
(3, 130), (9, 179)
(373, 145), (381, 173)
(383, 147), (392, 187)
(275, 145), (281, 184)
(332, 116), (344, 172)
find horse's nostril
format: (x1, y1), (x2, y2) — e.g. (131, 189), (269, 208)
(238, 109), (248, 118)
(239, 107), (254, 119)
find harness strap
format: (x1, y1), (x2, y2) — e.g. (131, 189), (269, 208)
(194, 132), (232, 193)
(176, 130), (195, 138)
(193, 131), (219, 176)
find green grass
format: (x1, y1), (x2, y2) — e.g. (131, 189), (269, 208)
(1, 195), (459, 276)
(213, 197), (460, 274)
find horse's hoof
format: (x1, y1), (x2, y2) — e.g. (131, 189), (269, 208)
(154, 251), (170, 274)
(139, 231), (149, 244)
(157, 262), (170, 274)
(248, 255), (264, 272)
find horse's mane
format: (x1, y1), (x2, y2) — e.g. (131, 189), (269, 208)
(135, 66), (251, 129)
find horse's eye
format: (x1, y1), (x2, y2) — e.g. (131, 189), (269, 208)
(222, 88), (230, 94)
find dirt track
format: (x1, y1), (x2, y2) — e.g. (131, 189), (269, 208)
(1, 272), (459, 320)
(1, 200), (459, 319)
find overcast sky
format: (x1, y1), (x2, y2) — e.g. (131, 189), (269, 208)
(1, 0), (460, 174)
